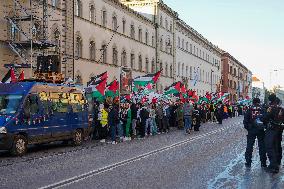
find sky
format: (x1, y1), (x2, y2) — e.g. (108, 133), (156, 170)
(164, 0), (284, 89)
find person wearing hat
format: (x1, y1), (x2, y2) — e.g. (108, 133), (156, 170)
(262, 94), (284, 173)
(243, 97), (267, 168)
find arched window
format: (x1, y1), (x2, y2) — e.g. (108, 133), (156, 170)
(178, 62), (180, 76)
(75, 0), (82, 17)
(75, 36), (82, 58)
(138, 28), (142, 42)
(130, 24), (135, 39)
(178, 37), (180, 48)
(186, 66), (188, 78)
(152, 36), (155, 47)
(165, 63), (168, 77)
(160, 15), (163, 27)
(160, 38), (163, 51)
(102, 9), (107, 27)
(151, 59), (155, 73)
(186, 42), (188, 51)
(170, 65), (173, 77)
(121, 50), (127, 67)
(122, 19), (126, 34)
(101, 44), (107, 64)
(112, 15), (117, 31)
(165, 19), (168, 30)
(182, 63), (184, 76)
(145, 58), (149, 73)
(130, 53), (135, 69)
(89, 5), (95, 22)
(145, 31), (148, 44)
(112, 47), (118, 65)
(89, 41), (96, 61)
(138, 55), (142, 71)
(182, 39), (184, 49)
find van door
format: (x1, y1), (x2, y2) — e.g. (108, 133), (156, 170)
(24, 94), (49, 143)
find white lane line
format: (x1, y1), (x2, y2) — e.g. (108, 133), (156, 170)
(39, 123), (242, 189)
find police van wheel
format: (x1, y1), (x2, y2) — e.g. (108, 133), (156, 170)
(72, 129), (83, 146)
(10, 135), (28, 156)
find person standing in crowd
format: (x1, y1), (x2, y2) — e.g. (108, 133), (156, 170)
(156, 102), (164, 134)
(92, 101), (100, 140)
(125, 103), (132, 141)
(139, 104), (149, 138)
(192, 104), (201, 131)
(216, 101), (224, 124)
(262, 94), (284, 173)
(150, 104), (158, 135)
(131, 102), (139, 137)
(98, 103), (109, 143)
(243, 98), (267, 168)
(234, 105), (239, 117)
(145, 103), (152, 136)
(176, 102), (184, 130)
(162, 102), (170, 133)
(183, 100), (193, 134)
(108, 104), (119, 144)
(210, 103), (217, 123)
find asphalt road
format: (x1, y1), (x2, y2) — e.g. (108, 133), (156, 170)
(1, 116), (284, 189)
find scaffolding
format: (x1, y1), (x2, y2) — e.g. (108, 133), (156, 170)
(3, 0), (65, 82)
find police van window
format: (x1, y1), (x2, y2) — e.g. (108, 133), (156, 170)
(50, 92), (69, 113)
(39, 91), (51, 115)
(0, 95), (23, 115)
(70, 93), (84, 112)
(23, 94), (39, 118)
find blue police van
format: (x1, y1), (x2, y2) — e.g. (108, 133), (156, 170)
(0, 82), (92, 156)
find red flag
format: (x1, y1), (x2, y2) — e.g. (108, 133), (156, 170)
(180, 84), (186, 94)
(108, 80), (119, 93)
(153, 70), (161, 83)
(10, 68), (17, 83)
(18, 70), (25, 81)
(96, 78), (107, 95)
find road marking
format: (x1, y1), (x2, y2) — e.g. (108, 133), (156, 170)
(39, 122), (242, 189)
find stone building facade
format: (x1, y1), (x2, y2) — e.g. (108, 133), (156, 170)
(221, 52), (252, 102)
(0, 0), (251, 97)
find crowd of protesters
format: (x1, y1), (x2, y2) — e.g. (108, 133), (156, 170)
(90, 99), (248, 144)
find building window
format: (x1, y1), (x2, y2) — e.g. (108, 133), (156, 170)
(190, 44), (192, 53)
(89, 5), (95, 22)
(130, 24), (135, 39)
(165, 63), (168, 77)
(186, 66), (188, 78)
(170, 22), (173, 32)
(182, 39), (184, 49)
(101, 44), (107, 64)
(75, 36), (82, 58)
(130, 53), (135, 69)
(186, 42), (188, 51)
(145, 31), (149, 44)
(138, 55), (142, 71)
(194, 46), (195, 54)
(160, 38), (163, 51)
(122, 19), (126, 34)
(151, 59), (155, 73)
(165, 19), (168, 30)
(145, 58), (149, 73)
(138, 28), (142, 42)
(178, 37), (180, 48)
(89, 41), (96, 61)
(102, 10), (107, 27)
(160, 16), (163, 27)
(160, 61), (163, 75)
(75, 0), (82, 17)
(121, 50), (127, 67)
(152, 36), (155, 47)
(182, 63), (184, 77)
(190, 66), (192, 79)
(112, 16), (117, 31)
(178, 62), (180, 76)
(170, 65), (173, 77)
(112, 47), (118, 65)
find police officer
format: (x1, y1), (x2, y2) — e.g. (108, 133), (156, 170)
(243, 98), (267, 168)
(263, 94), (284, 173)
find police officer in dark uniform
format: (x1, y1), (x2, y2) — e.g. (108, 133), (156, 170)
(262, 94), (284, 173)
(216, 101), (224, 124)
(243, 98), (267, 168)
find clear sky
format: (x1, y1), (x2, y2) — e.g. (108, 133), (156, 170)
(164, 0), (284, 89)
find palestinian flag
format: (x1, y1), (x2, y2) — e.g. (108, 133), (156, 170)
(164, 81), (181, 95)
(85, 78), (107, 101)
(180, 84), (187, 98)
(105, 79), (119, 98)
(133, 70), (161, 87)
(1, 68), (17, 83)
(87, 71), (108, 87)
